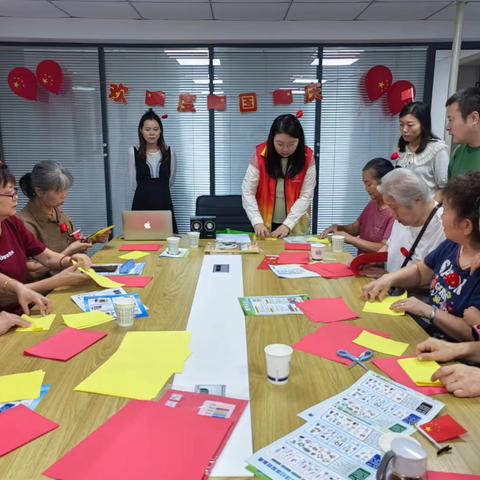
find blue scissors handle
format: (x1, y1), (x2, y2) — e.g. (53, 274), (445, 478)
(337, 349), (373, 370)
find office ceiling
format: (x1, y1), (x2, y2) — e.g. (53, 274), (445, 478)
(1, 0), (480, 22)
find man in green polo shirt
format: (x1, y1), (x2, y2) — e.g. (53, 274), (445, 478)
(446, 87), (480, 178)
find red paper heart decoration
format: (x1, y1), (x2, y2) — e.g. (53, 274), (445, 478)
(364, 65), (393, 101)
(36, 60), (63, 95)
(7, 67), (38, 101)
(387, 80), (416, 115)
(400, 247), (410, 258)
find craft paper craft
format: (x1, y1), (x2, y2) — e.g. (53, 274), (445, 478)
(0, 370), (45, 403)
(303, 262), (355, 279)
(108, 276), (152, 288)
(119, 244), (162, 252)
(74, 331), (192, 400)
(17, 314), (56, 332)
(78, 266), (124, 288)
(44, 390), (248, 480)
(363, 291), (407, 316)
(427, 472), (480, 479)
(257, 255), (279, 270)
(350, 251), (388, 275)
(372, 357), (447, 395)
(25, 328), (107, 361)
(398, 358), (442, 386)
(0, 385), (51, 414)
(293, 323), (391, 365)
(297, 297), (358, 323)
(0, 405), (58, 457)
(285, 243), (311, 251)
(353, 330), (409, 356)
(420, 415), (467, 443)
(63, 312), (114, 329)
(277, 252), (310, 265)
(119, 251), (151, 260)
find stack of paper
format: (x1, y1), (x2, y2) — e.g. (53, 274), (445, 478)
(398, 358), (443, 386)
(119, 244), (162, 252)
(63, 312), (115, 329)
(119, 251), (151, 260)
(0, 370), (46, 403)
(297, 297), (358, 323)
(74, 331), (192, 400)
(303, 262), (355, 278)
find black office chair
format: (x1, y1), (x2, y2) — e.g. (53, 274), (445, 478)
(195, 195), (253, 232)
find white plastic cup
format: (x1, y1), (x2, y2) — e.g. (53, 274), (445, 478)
(113, 297), (135, 327)
(187, 231), (200, 248)
(331, 234), (345, 253)
(167, 236), (180, 255)
(264, 344), (293, 385)
(378, 433), (421, 454)
(311, 244), (326, 261)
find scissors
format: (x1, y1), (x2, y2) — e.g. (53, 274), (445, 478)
(337, 349), (373, 371)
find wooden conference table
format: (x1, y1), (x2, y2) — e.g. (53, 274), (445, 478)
(0, 238), (479, 479)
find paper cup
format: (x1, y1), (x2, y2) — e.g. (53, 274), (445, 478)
(264, 344), (293, 385)
(113, 297), (135, 327)
(311, 244), (326, 261)
(331, 234), (345, 253)
(167, 236), (180, 255)
(187, 231), (200, 248)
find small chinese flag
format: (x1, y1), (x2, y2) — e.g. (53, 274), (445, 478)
(207, 94), (227, 111)
(401, 87), (415, 104)
(239, 92), (258, 113)
(420, 415), (467, 443)
(272, 89), (293, 106)
(145, 90), (166, 107)
(177, 93), (197, 112)
(304, 82), (323, 103)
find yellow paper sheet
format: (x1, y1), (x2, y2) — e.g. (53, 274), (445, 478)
(17, 314), (56, 332)
(74, 331), (192, 400)
(63, 312), (115, 329)
(78, 267), (124, 288)
(353, 330), (409, 356)
(398, 358), (443, 386)
(119, 251), (150, 261)
(362, 291), (407, 316)
(0, 370), (45, 403)
(306, 236), (330, 245)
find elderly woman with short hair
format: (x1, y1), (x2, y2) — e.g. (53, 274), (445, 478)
(364, 172), (480, 342)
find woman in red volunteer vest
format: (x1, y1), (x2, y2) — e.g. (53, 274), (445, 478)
(241, 114), (316, 239)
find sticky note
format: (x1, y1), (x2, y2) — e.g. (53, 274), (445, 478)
(398, 358), (442, 386)
(362, 291), (407, 316)
(0, 370), (45, 403)
(119, 251), (151, 261)
(353, 330), (409, 356)
(63, 312), (114, 329)
(17, 314), (56, 332)
(78, 267), (124, 288)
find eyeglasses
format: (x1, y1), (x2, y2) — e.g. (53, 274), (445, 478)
(0, 187), (18, 199)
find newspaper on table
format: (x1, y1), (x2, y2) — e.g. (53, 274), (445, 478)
(247, 371), (444, 480)
(269, 264), (320, 279)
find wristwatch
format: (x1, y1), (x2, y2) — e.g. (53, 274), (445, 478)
(472, 324), (480, 341)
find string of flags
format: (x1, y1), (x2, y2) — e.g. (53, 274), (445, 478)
(109, 82), (323, 112)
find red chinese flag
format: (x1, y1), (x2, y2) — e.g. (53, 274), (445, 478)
(207, 94), (227, 111)
(272, 89), (293, 106)
(145, 90), (166, 107)
(177, 93), (196, 112)
(401, 87), (415, 103)
(420, 415), (467, 443)
(239, 93), (258, 113)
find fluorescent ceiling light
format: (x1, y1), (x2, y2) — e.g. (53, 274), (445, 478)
(311, 58), (359, 66)
(193, 79), (223, 84)
(200, 91), (224, 95)
(164, 49), (208, 54)
(176, 58), (220, 66)
(72, 86), (95, 91)
(292, 79), (327, 84)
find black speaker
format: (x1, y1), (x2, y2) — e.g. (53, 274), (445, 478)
(190, 216), (216, 239)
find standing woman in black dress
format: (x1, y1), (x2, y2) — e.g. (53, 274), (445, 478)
(128, 109), (177, 232)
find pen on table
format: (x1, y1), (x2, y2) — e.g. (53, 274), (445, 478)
(414, 423), (452, 456)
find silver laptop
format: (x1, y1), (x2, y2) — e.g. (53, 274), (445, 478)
(122, 210), (173, 240)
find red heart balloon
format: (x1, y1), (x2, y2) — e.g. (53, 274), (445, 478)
(364, 65), (392, 101)
(387, 80), (416, 115)
(7, 67), (38, 101)
(36, 60), (63, 95)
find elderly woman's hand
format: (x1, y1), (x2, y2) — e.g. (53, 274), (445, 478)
(362, 273), (394, 301)
(391, 297), (431, 316)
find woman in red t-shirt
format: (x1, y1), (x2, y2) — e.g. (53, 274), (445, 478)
(0, 162), (91, 313)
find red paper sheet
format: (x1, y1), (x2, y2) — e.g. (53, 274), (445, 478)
(285, 243), (311, 251)
(350, 251), (388, 275)
(277, 252), (310, 265)
(428, 473), (480, 479)
(44, 390), (248, 480)
(373, 357), (447, 396)
(420, 415), (467, 442)
(108, 276), (153, 288)
(257, 255), (279, 270)
(0, 405), (59, 457)
(297, 298), (359, 323)
(293, 323), (391, 365)
(24, 328), (107, 362)
(119, 244), (162, 252)
(303, 262), (355, 278)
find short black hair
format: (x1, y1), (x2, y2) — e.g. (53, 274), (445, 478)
(362, 158), (394, 181)
(445, 87), (480, 120)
